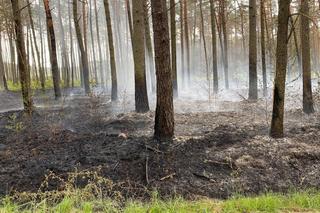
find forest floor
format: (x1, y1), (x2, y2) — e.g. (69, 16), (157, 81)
(1, 87), (320, 201)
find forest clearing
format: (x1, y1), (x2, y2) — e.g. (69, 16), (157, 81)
(1, 0), (320, 212)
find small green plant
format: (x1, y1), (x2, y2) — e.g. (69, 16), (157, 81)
(5, 114), (24, 132)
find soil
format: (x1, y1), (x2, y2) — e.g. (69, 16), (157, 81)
(1, 88), (320, 200)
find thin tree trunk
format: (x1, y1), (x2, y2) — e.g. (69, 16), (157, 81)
(261, 0), (267, 97)
(27, 0), (45, 90)
(270, 0), (290, 138)
(94, 0), (104, 86)
(143, 0), (156, 94)
(248, 0), (257, 100)
(170, 0), (178, 97)
(151, 0), (174, 140)
(73, 0), (91, 94)
(132, 0), (150, 113)
(11, 0), (33, 113)
(300, 0), (314, 114)
(183, 0), (191, 85)
(43, 0), (62, 99)
(210, 0), (218, 94)
(103, 0), (118, 100)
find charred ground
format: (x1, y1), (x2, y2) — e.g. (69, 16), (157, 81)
(0, 90), (320, 200)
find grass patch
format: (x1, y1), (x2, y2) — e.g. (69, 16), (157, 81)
(1, 191), (320, 212)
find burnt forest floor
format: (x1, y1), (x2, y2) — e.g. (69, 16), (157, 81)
(1, 88), (320, 201)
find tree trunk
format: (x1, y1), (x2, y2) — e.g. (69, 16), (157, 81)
(143, 0), (156, 94)
(57, 0), (70, 88)
(73, 0), (91, 94)
(261, 0), (267, 96)
(248, 0), (257, 100)
(132, 0), (150, 113)
(270, 0), (290, 138)
(210, 0), (218, 94)
(300, 0), (314, 114)
(103, 0), (118, 101)
(11, 0), (33, 113)
(220, 0), (229, 89)
(183, 0), (191, 85)
(27, 0), (45, 90)
(43, 0), (62, 99)
(151, 0), (174, 140)
(170, 0), (178, 97)
(0, 32), (6, 90)
(94, 0), (104, 86)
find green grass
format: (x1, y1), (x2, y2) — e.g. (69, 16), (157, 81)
(1, 191), (320, 213)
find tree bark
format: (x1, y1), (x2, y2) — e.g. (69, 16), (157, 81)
(170, 0), (178, 97)
(103, 0), (118, 101)
(261, 0), (267, 97)
(151, 0), (174, 140)
(270, 0), (290, 138)
(248, 0), (258, 100)
(210, 0), (218, 94)
(132, 0), (150, 113)
(300, 0), (314, 114)
(11, 0), (33, 113)
(73, 0), (91, 94)
(43, 0), (62, 99)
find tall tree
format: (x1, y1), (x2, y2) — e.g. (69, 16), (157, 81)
(183, 0), (191, 85)
(27, 0), (45, 90)
(220, 0), (229, 89)
(0, 32), (7, 90)
(43, 0), (62, 99)
(170, 0), (178, 97)
(132, 0), (150, 113)
(270, 0), (291, 138)
(143, 0), (156, 94)
(94, 0), (104, 86)
(73, 0), (91, 94)
(151, 0), (174, 140)
(260, 0), (267, 96)
(10, 0), (33, 113)
(210, 0), (218, 94)
(103, 0), (118, 101)
(248, 0), (257, 100)
(300, 0), (314, 114)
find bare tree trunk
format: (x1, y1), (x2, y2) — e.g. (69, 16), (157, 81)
(143, 0), (156, 94)
(170, 0), (178, 97)
(151, 0), (174, 140)
(261, 0), (267, 96)
(248, 0), (257, 100)
(199, 0), (210, 99)
(57, 0), (70, 88)
(180, 0), (185, 87)
(132, 0), (150, 112)
(220, 0), (229, 89)
(0, 32), (6, 90)
(89, 0), (98, 84)
(270, 0), (290, 138)
(11, 0), (33, 113)
(183, 0), (191, 85)
(94, 0), (104, 86)
(73, 0), (91, 94)
(103, 0), (118, 101)
(300, 0), (314, 114)
(210, 0), (218, 94)
(27, 0), (45, 90)
(43, 0), (62, 99)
